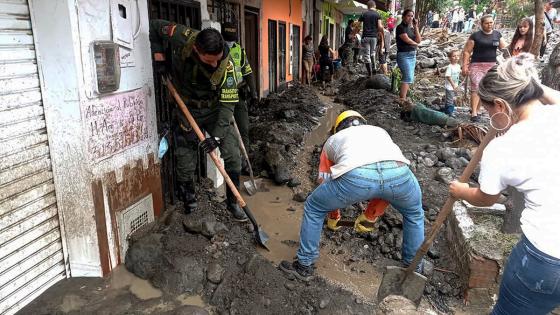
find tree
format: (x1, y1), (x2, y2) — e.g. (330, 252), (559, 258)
(530, 0), (544, 57)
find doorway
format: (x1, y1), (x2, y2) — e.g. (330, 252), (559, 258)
(244, 7), (259, 96)
(268, 19), (277, 93)
(292, 25), (300, 81)
(278, 22), (286, 84)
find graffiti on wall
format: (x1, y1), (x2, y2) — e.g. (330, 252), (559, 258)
(82, 87), (149, 161)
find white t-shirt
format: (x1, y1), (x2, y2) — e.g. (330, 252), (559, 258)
(445, 64), (461, 91)
(324, 125), (410, 179)
(478, 105), (560, 259)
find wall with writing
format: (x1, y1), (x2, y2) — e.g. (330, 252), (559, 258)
(31, 0), (160, 278)
(82, 87), (150, 162)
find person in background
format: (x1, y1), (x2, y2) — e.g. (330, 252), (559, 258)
(318, 35), (335, 84)
(508, 18), (533, 57)
(359, 0), (384, 76)
(464, 5), (476, 33)
(222, 22), (258, 152)
(302, 35), (315, 85)
(534, 1), (558, 62)
(396, 9), (421, 102)
(353, 29), (362, 65)
(432, 11), (440, 28)
(387, 13), (397, 34)
(340, 19), (357, 66)
(427, 10), (433, 28)
(462, 14), (507, 122)
(443, 50), (461, 116)
(379, 24), (391, 75)
(449, 53), (560, 315)
(457, 8), (465, 33)
(452, 8), (459, 32)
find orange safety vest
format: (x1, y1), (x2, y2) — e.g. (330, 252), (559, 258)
(318, 150), (389, 220)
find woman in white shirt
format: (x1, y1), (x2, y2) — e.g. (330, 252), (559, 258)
(449, 53), (560, 315)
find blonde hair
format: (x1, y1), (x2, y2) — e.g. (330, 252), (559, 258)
(478, 53), (543, 108)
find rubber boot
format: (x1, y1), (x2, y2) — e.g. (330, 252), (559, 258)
(365, 63), (372, 77)
(177, 181), (197, 214)
(226, 172), (249, 222)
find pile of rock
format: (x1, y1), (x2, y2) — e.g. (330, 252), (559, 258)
(249, 83), (324, 184)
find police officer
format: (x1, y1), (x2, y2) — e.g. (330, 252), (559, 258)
(150, 19), (247, 221)
(221, 22), (258, 151)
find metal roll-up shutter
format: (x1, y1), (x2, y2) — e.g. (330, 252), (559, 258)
(0, 1), (66, 314)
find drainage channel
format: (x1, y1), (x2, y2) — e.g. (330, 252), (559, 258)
(242, 91), (383, 302)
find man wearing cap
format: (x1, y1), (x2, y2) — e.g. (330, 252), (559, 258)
(279, 110), (428, 281)
(149, 19), (247, 221)
(221, 22), (258, 151)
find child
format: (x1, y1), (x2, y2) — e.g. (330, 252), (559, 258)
(509, 17), (533, 57)
(444, 50), (461, 116)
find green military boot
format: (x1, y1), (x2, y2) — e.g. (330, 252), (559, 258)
(226, 172), (249, 222)
(177, 181), (197, 214)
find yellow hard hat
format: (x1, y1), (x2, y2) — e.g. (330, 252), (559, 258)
(333, 110), (365, 133)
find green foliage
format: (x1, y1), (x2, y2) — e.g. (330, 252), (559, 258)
(505, 0), (534, 26)
(378, 9), (390, 22)
(457, 0), (492, 11)
(390, 65), (402, 94)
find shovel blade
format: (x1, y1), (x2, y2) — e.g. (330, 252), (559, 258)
(376, 266), (427, 305)
(243, 178), (263, 196)
(243, 180), (258, 196)
(255, 227), (270, 251)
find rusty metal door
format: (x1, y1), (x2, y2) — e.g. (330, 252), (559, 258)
(0, 1), (67, 314)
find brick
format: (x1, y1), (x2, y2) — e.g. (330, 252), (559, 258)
(468, 255), (499, 289)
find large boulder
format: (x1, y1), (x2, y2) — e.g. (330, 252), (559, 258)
(125, 233), (164, 279)
(365, 74), (391, 90)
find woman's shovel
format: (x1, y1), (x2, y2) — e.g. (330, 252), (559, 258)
(164, 77), (270, 250)
(376, 126), (497, 305)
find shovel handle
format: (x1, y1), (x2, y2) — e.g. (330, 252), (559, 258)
(164, 77), (247, 208)
(403, 126), (498, 277)
(232, 121), (257, 187)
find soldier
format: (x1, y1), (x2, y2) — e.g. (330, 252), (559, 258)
(149, 19), (247, 221)
(221, 22), (258, 152)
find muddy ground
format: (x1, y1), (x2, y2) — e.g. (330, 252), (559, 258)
(22, 29), (553, 315)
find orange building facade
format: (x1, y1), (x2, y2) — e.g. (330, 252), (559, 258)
(260, 0), (303, 96)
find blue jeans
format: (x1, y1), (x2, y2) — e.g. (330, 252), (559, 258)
(396, 51), (417, 84)
(296, 161), (424, 266)
(492, 235), (560, 315)
(444, 89), (455, 115)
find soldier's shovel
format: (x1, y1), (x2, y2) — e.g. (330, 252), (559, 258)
(164, 77), (270, 251)
(377, 127), (497, 305)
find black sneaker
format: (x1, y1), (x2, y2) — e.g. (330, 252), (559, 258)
(228, 203), (249, 222)
(470, 115), (481, 123)
(279, 260), (314, 282)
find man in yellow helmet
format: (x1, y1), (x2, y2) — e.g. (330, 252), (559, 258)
(280, 110), (427, 281)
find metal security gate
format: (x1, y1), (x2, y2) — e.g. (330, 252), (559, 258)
(148, 0), (201, 206)
(0, 1), (66, 314)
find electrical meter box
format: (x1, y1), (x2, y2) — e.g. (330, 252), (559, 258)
(91, 40), (121, 94)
